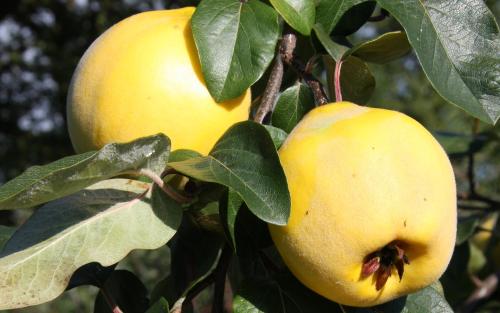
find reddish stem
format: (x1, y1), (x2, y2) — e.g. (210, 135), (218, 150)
(334, 60), (343, 102)
(100, 287), (124, 313)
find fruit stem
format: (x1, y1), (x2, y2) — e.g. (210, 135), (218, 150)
(334, 60), (343, 102)
(125, 169), (193, 204)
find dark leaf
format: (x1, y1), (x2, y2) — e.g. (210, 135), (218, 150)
(0, 134), (170, 210)
(220, 188), (244, 250)
(263, 125), (288, 150)
(169, 121), (290, 225)
(325, 55), (375, 104)
(456, 216), (480, 245)
(331, 1), (376, 36)
(316, 0), (367, 34)
(349, 31), (411, 64)
(377, 0), (500, 124)
(314, 24), (349, 62)
(192, 0), (280, 102)
(67, 263), (116, 290)
(153, 217), (223, 306)
(93, 270), (149, 313)
(271, 83), (315, 133)
(146, 297), (169, 313)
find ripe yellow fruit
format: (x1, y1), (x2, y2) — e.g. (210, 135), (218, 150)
(269, 102), (456, 307)
(67, 7), (251, 155)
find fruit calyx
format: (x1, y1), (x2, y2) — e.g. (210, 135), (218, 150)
(361, 241), (410, 290)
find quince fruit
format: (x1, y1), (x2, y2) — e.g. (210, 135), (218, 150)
(269, 102), (457, 307)
(67, 7), (250, 155)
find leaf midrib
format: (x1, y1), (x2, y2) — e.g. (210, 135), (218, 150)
(1, 186), (149, 270)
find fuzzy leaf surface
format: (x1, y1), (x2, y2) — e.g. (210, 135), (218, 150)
(377, 0), (500, 124)
(168, 121), (290, 225)
(0, 134), (170, 210)
(192, 0), (280, 102)
(0, 179), (181, 309)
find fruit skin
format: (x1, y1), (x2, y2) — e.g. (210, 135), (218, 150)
(269, 102), (456, 307)
(67, 7), (251, 155)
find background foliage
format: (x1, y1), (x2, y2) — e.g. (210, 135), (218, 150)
(0, 0), (499, 312)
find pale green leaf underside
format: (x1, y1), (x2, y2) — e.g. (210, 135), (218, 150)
(0, 179), (181, 309)
(377, 0), (500, 124)
(0, 134), (170, 210)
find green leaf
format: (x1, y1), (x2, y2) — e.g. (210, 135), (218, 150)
(169, 121), (290, 225)
(169, 149), (202, 163)
(234, 274), (343, 313)
(271, 83), (315, 133)
(403, 286), (454, 313)
(324, 55), (375, 104)
(233, 280), (289, 313)
(316, 0), (367, 34)
(349, 31), (411, 64)
(0, 134), (170, 210)
(269, 0), (315, 35)
(376, 0), (500, 124)
(161, 220), (223, 309)
(345, 287), (452, 313)
(146, 297), (169, 313)
(93, 270), (149, 313)
(192, 0), (280, 102)
(456, 216), (480, 245)
(67, 263), (116, 290)
(440, 243), (475, 305)
(0, 226), (15, 252)
(331, 1), (376, 36)
(220, 188), (244, 249)
(314, 24), (349, 62)
(263, 125), (288, 150)
(0, 179), (182, 309)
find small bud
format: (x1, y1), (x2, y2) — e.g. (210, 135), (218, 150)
(362, 257), (381, 278)
(376, 266), (392, 290)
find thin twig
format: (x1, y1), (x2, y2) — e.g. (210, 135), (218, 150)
(124, 169), (193, 204)
(334, 60), (343, 102)
(253, 53), (284, 123)
(212, 245), (233, 313)
(460, 272), (499, 313)
(279, 32), (329, 105)
(467, 119), (481, 197)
